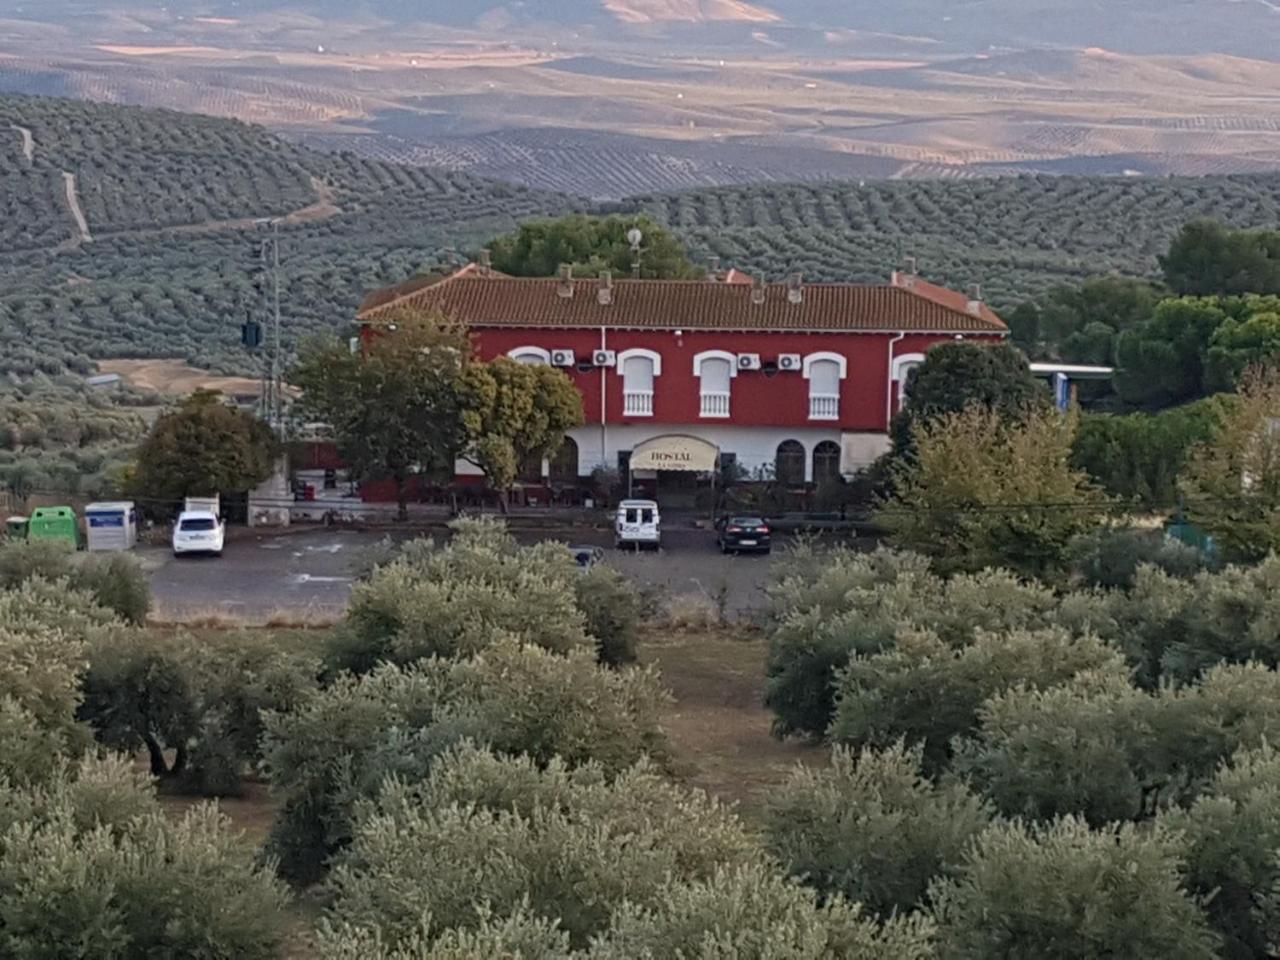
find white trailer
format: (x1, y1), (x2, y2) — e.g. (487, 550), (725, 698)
(184, 495), (221, 519)
(84, 501), (138, 552)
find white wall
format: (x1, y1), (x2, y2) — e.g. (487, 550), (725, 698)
(567, 423), (887, 482)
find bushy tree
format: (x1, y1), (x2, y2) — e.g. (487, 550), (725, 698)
(125, 389), (277, 508)
(1181, 365), (1280, 561)
(892, 341), (1044, 454)
(1115, 297), (1226, 406)
(340, 520), (594, 671)
(487, 214), (699, 279)
(929, 816), (1218, 960)
(1071, 400), (1223, 507)
(264, 640), (670, 883)
(319, 910), (574, 960)
(0, 540), (152, 623)
(1067, 526), (1213, 589)
(0, 754), (290, 960)
(460, 358), (583, 506)
(327, 746), (756, 950)
(952, 668), (1147, 824)
(1161, 220), (1280, 297)
(293, 313), (468, 520)
(1205, 309), (1280, 391)
(879, 406), (1104, 578)
(574, 564), (643, 667)
(764, 742), (990, 916)
(1163, 744), (1280, 959)
(830, 628), (1123, 771)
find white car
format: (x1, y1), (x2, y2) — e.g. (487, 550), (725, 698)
(615, 499), (661, 551)
(172, 511), (225, 557)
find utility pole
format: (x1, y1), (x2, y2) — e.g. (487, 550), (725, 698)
(254, 218), (284, 433)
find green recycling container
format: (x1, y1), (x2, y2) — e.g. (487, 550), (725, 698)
(27, 506), (80, 548)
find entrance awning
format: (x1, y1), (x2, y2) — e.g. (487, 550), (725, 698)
(629, 435), (719, 472)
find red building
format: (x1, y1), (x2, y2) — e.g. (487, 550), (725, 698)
(356, 263), (1007, 500)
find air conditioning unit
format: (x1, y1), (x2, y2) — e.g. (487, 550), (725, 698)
(592, 349), (617, 368)
(550, 349), (576, 367)
(777, 353), (802, 372)
(737, 353), (762, 372)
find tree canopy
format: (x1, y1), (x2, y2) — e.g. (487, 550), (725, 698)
(125, 390), (277, 508)
(486, 215), (700, 279)
(1161, 220), (1280, 297)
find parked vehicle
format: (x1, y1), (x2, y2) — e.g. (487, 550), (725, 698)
(615, 499), (661, 550)
(716, 515), (773, 555)
(172, 511), (225, 558)
(28, 506), (80, 549)
(184, 495), (221, 519)
(568, 545), (605, 570)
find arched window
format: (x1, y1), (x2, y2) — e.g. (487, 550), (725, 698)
(618, 348), (661, 417)
(549, 437), (579, 483)
(694, 350), (736, 418)
(804, 352), (847, 420)
(892, 353), (927, 407)
(813, 441), (842, 485)
(508, 346), (550, 365)
(776, 440), (806, 487)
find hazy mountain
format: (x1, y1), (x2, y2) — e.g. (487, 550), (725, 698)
(5, 0), (1277, 57)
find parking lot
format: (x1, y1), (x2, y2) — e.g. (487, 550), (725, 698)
(142, 523), (779, 624)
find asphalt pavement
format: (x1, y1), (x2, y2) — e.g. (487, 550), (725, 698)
(142, 523), (777, 624)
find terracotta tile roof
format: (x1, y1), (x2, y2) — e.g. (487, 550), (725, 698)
(357, 269), (1007, 334)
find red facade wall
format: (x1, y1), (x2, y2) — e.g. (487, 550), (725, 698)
(470, 328), (990, 433)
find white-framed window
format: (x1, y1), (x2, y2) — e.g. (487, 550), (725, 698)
(892, 352), (926, 407)
(508, 346), (551, 365)
(693, 350), (736, 418)
(618, 348), (661, 417)
(803, 352), (847, 420)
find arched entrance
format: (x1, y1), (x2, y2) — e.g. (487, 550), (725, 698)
(626, 434), (720, 510)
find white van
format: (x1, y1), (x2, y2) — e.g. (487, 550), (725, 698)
(615, 499), (661, 550)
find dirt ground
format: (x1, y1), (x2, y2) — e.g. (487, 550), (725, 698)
(97, 358), (266, 398)
(640, 625), (825, 815)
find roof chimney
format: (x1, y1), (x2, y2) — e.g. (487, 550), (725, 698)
(558, 263), (574, 299)
(892, 255), (918, 289)
(706, 255), (722, 281)
(597, 270), (613, 305)
(751, 274), (766, 306)
(904, 255), (917, 275)
(477, 248), (492, 276)
(967, 283), (984, 316)
(787, 272), (803, 304)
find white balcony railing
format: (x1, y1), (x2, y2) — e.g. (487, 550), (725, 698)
(624, 390), (654, 417)
(809, 394), (840, 420)
(700, 392), (730, 418)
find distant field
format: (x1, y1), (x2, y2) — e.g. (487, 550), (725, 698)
(96, 359), (267, 398)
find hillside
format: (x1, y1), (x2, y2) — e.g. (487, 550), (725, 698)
(4, 94), (1280, 392)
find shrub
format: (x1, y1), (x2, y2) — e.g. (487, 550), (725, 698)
(953, 668), (1147, 825)
(574, 564), (642, 666)
(69, 552), (152, 624)
(264, 639), (670, 883)
(1163, 744), (1280, 960)
(326, 746), (757, 950)
(829, 628), (1123, 771)
(338, 521), (593, 673)
(0, 538), (73, 587)
(1068, 526), (1213, 589)
(764, 742), (990, 916)
(318, 909), (573, 960)
(0, 754), (290, 960)
(929, 817), (1218, 960)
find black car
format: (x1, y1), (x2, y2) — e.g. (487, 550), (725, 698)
(569, 545), (605, 570)
(716, 516), (772, 555)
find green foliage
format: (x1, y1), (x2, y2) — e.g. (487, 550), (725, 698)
(1071, 400), (1224, 506)
(263, 640), (670, 883)
(1161, 220), (1280, 296)
(126, 389), (278, 507)
(1163, 744), (1280, 959)
(0, 754), (290, 960)
(880, 406), (1104, 578)
(1181, 365), (1280, 560)
(318, 910), (574, 960)
(929, 816), (1218, 960)
(765, 742), (990, 917)
(0, 537), (74, 588)
(460, 358), (584, 495)
(487, 214), (699, 279)
(892, 341), (1044, 453)
(830, 628), (1123, 771)
(1067, 526), (1214, 589)
(1205, 309), (1280, 392)
(327, 746), (756, 950)
(68, 552), (152, 625)
(1028, 275), (1161, 364)
(341, 520), (595, 671)
(293, 315), (467, 517)
(574, 563), (643, 667)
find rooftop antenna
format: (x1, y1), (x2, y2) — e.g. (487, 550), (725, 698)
(627, 227), (644, 279)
